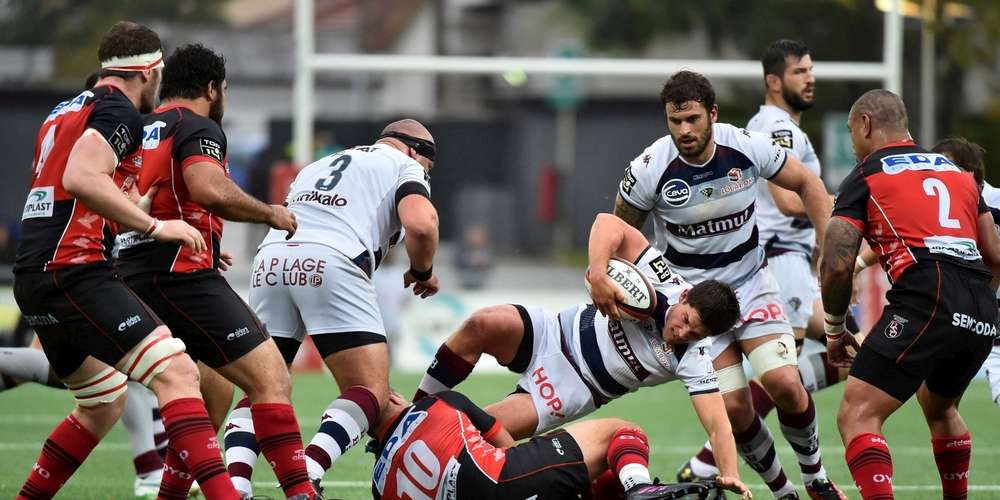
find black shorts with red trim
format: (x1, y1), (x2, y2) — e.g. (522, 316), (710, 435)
(456, 429), (588, 499)
(125, 269), (269, 368)
(850, 260), (997, 402)
(13, 262), (163, 378)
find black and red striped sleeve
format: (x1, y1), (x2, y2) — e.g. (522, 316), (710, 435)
(174, 115), (227, 170)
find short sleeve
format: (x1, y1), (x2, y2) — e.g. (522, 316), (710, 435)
(745, 130), (788, 179)
(395, 160), (431, 207)
(677, 338), (719, 395)
(86, 94), (143, 163)
(434, 391), (497, 434)
(618, 145), (660, 212)
(831, 167), (870, 231)
(174, 118), (227, 170)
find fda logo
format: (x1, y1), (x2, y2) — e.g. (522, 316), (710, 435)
(661, 178), (691, 207)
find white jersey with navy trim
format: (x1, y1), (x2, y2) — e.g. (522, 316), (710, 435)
(748, 105), (821, 257)
(618, 123), (788, 287)
(982, 182), (1000, 300)
(561, 247), (718, 400)
(259, 144), (429, 269)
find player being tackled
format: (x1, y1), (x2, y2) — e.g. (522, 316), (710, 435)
(414, 213), (750, 499)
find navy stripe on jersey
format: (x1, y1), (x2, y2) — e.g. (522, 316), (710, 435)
(654, 144), (754, 195)
(664, 226), (759, 269)
(578, 306), (629, 397)
(664, 202), (754, 239)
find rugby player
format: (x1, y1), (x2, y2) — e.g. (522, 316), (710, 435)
(414, 213), (751, 498)
(372, 389), (739, 500)
(613, 70), (842, 499)
(679, 41), (847, 498)
(13, 22), (240, 499)
(113, 45), (317, 499)
(821, 90), (1000, 499)
(222, 119), (440, 496)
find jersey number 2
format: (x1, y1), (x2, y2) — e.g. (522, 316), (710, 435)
(922, 178), (961, 229)
(314, 154), (351, 191)
(395, 439), (441, 500)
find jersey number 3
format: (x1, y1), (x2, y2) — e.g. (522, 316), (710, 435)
(922, 178), (961, 229)
(314, 154), (351, 191)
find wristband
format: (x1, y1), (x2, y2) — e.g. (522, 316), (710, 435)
(409, 266), (433, 281)
(824, 312), (846, 339)
(855, 256), (869, 271)
(144, 218), (159, 237)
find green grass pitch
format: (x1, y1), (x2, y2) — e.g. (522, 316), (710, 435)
(1, 373), (998, 499)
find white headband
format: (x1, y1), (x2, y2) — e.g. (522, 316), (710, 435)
(100, 50), (164, 71)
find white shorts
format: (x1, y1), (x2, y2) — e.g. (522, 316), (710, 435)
(710, 267), (794, 359)
(984, 343), (1000, 406)
(768, 252), (820, 329)
(514, 306), (596, 435)
(250, 242), (385, 341)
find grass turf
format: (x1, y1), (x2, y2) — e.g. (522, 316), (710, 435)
(1, 373), (998, 499)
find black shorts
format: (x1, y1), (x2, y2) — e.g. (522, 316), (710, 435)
(125, 270), (269, 368)
(850, 261), (997, 402)
(13, 262), (163, 378)
(489, 430), (589, 499)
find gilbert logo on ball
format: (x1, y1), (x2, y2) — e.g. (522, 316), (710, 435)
(585, 257), (656, 321)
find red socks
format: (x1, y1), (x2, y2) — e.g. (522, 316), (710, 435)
(159, 398), (238, 500)
(846, 433), (894, 499)
(607, 427), (651, 491)
(252, 403), (312, 497)
(17, 415), (98, 500)
(932, 433), (971, 500)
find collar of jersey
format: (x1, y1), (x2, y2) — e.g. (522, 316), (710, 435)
(862, 139), (916, 163)
(154, 103), (197, 114)
(676, 140), (717, 168)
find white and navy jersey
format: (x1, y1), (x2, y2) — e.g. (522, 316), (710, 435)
(748, 105), (821, 258)
(259, 144), (429, 274)
(561, 247), (718, 403)
(982, 182), (1000, 301)
(618, 123), (788, 287)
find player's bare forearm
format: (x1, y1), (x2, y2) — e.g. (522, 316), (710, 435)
(821, 217), (863, 317)
(63, 131), (153, 231)
(184, 162), (273, 223)
(588, 213), (649, 270)
(613, 194), (649, 230)
(796, 175), (832, 249)
(399, 195), (439, 271)
(977, 211), (1000, 277)
(692, 393), (740, 479)
(768, 182), (807, 218)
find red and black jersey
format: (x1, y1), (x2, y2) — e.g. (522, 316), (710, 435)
(14, 85), (144, 273)
(117, 105), (228, 277)
(833, 141), (990, 282)
(371, 391), (506, 500)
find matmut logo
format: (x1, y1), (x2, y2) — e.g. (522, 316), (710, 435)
(666, 204), (754, 239)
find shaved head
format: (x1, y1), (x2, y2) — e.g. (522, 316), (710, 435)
(849, 89), (908, 133)
(381, 118), (433, 143)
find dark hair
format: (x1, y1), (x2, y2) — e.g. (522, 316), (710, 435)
(97, 21), (162, 81)
(660, 71), (716, 113)
(159, 44), (226, 101)
(84, 71), (99, 89)
(687, 280), (740, 336)
(762, 39), (810, 79)
(933, 137), (986, 187)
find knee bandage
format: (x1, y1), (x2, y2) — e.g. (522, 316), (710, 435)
(66, 366), (128, 407)
(121, 332), (186, 386)
(716, 364), (749, 394)
(748, 334), (798, 377)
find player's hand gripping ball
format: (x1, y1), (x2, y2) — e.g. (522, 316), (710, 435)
(585, 257), (657, 322)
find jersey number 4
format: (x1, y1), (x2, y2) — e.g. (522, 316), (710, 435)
(922, 178), (961, 229)
(314, 154), (351, 191)
(395, 439), (441, 500)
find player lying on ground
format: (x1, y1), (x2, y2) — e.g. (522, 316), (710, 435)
(822, 90), (1000, 500)
(414, 213), (749, 498)
(372, 389), (747, 500)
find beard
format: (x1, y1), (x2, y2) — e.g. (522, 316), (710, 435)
(783, 86), (814, 112)
(208, 96), (224, 125)
(679, 125), (713, 160)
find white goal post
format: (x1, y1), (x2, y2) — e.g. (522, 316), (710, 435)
(293, 0), (903, 166)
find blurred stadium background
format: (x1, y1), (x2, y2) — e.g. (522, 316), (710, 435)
(0, 0), (998, 498)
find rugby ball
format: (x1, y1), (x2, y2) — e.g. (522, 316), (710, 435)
(585, 257), (657, 321)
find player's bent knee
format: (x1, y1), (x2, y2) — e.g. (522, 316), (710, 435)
(66, 366), (128, 408)
(748, 334), (797, 378)
(120, 329), (187, 387)
(716, 364), (748, 394)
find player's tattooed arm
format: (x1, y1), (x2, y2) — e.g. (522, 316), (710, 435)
(820, 217), (863, 317)
(613, 194), (649, 230)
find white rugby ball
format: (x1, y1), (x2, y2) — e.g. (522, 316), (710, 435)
(585, 257), (657, 321)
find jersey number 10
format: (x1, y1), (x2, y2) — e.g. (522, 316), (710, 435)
(394, 439), (441, 500)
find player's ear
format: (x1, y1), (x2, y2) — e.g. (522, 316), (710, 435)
(708, 104), (719, 124)
(678, 289), (689, 303)
(765, 73), (781, 93)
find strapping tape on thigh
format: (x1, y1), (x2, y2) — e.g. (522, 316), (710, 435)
(66, 366), (128, 407)
(121, 332), (186, 386)
(748, 334), (798, 377)
(716, 364), (748, 394)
